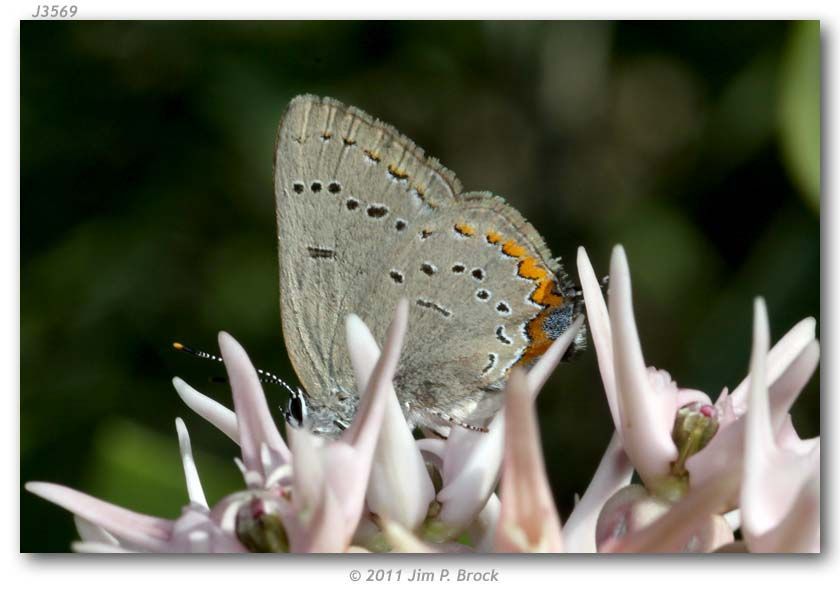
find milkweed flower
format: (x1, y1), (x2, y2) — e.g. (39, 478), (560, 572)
(740, 299), (820, 553)
(576, 245), (820, 553)
(25, 246), (819, 554)
(27, 301), (410, 553)
(26, 418), (247, 553)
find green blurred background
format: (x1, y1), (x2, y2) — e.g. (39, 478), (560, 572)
(21, 21), (820, 551)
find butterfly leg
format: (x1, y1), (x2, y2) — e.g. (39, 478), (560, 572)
(425, 407), (490, 434)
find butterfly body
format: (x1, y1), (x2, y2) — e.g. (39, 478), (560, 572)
(275, 95), (584, 436)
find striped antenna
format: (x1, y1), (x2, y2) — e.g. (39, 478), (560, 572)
(171, 341), (298, 397)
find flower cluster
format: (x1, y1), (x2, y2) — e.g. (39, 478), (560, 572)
(25, 245), (820, 553)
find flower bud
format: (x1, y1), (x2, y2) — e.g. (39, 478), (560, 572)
(671, 401), (719, 478)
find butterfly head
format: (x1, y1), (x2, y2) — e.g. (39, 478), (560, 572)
(283, 388), (352, 438)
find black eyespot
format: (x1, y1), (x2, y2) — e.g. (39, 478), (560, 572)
(452, 264), (465, 273)
(421, 262), (437, 276)
(311, 182), (322, 193)
(496, 302), (510, 314)
(476, 289), (490, 301)
(395, 219), (407, 232)
(328, 182), (341, 194)
(367, 205), (389, 218)
(471, 268), (485, 281)
(346, 198), (359, 210)
(292, 183), (304, 194)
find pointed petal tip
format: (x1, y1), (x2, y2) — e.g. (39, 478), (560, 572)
(798, 315), (817, 335)
(752, 297), (770, 354)
(576, 246), (594, 272)
(610, 244), (629, 275)
(217, 330), (240, 354)
(171, 377), (195, 399)
(345, 313), (371, 344)
(24, 481), (47, 496)
(24, 481), (76, 505)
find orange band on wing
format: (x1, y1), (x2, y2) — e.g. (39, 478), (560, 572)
(486, 229), (566, 365)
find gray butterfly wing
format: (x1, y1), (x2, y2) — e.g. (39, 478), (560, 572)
(274, 95), (462, 405)
(348, 192), (579, 430)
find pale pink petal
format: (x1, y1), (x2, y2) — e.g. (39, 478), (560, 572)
(689, 305), (820, 508)
(564, 432), (633, 553)
(344, 299), (433, 530)
(766, 340), (820, 433)
(172, 377), (239, 444)
(723, 316), (816, 426)
(577, 247), (619, 428)
(776, 416), (820, 455)
(169, 506), (247, 553)
(25, 482), (173, 552)
(218, 332), (290, 476)
(291, 486), (347, 553)
(595, 485), (669, 552)
(468, 493), (501, 552)
(436, 411), (504, 530)
(74, 515), (119, 546)
(342, 298), (408, 456)
(175, 418), (208, 509)
(328, 299), (411, 531)
(609, 246), (678, 486)
(607, 475), (737, 553)
(284, 431), (358, 547)
(747, 468), (820, 553)
(687, 514), (736, 552)
(287, 426), (326, 517)
(741, 299), (821, 553)
(494, 369), (563, 553)
(284, 480), (347, 551)
(367, 394), (435, 529)
(676, 388), (712, 408)
(317, 442), (359, 525)
(526, 315), (586, 396)
(72, 541), (132, 553)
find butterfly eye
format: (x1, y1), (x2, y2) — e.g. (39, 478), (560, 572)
(286, 390), (307, 428)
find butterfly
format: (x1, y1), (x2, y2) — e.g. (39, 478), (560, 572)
(269, 95), (585, 437)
